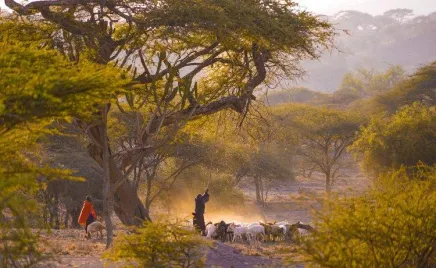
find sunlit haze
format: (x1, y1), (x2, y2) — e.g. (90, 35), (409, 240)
(297, 0), (436, 15)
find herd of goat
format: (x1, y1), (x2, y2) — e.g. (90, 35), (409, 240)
(200, 220), (314, 244)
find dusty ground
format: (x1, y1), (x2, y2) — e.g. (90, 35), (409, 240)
(36, 170), (370, 268)
(37, 230), (301, 268)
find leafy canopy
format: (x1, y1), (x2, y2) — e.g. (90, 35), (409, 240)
(0, 17), (126, 265)
(300, 165), (436, 267)
(351, 102), (436, 175)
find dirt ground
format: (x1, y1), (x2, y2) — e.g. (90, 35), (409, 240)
(36, 170), (370, 268)
(37, 230), (301, 268)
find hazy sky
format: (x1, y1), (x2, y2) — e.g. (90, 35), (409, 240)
(297, 0), (436, 16)
(1, 0), (436, 16)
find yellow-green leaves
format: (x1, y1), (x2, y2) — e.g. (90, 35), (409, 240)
(104, 221), (210, 268)
(300, 166), (436, 267)
(0, 42), (126, 128)
(0, 17), (127, 266)
(351, 103), (436, 175)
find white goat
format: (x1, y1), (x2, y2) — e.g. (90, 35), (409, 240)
(248, 222), (261, 228)
(86, 221), (105, 239)
(278, 224), (287, 236)
(247, 224), (265, 243)
(228, 224), (249, 243)
(205, 222), (217, 239)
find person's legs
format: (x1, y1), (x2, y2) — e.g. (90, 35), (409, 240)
(85, 214), (94, 233)
(197, 214), (206, 236)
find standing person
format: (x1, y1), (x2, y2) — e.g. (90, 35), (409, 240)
(194, 188), (210, 236)
(78, 196), (97, 236)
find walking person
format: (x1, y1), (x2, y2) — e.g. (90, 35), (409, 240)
(78, 196), (97, 237)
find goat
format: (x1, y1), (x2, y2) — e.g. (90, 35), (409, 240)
(270, 225), (284, 241)
(274, 220), (289, 226)
(247, 222), (261, 228)
(248, 224), (265, 243)
(215, 221), (228, 242)
(205, 222), (217, 239)
(228, 223), (249, 243)
(86, 221), (105, 239)
(260, 223), (273, 241)
(277, 224), (287, 240)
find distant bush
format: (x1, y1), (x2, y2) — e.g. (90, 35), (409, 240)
(351, 103), (436, 175)
(264, 87), (326, 106)
(299, 165), (436, 267)
(104, 221), (211, 268)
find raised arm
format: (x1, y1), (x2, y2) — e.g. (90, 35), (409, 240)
(203, 189), (210, 203)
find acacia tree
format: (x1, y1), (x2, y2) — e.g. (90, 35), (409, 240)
(0, 19), (125, 263)
(244, 147), (294, 206)
(274, 104), (360, 192)
(6, 0), (334, 230)
(383, 9), (414, 23)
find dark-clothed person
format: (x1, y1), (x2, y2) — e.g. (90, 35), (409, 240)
(194, 189), (209, 235)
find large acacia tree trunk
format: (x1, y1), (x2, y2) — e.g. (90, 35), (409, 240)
(80, 116), (149, 226)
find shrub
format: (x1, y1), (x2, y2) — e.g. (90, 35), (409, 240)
(351, 103), (436, 175)
(299, 165), (436, 267)
(104, 221), (211, 267)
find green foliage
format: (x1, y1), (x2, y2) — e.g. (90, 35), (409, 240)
(149, 0), (333, 49)
(300, 165), (436, 267)
(352, 103), (436, 174)
(336, 65), (405, 100)
(374, 62), (436, 114)
(273, 103), (361, 191)
(104, 221), (211, 268)
(0, 17), (126, 266)
(0, 32), (127, 127)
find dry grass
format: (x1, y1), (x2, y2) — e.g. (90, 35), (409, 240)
(231, 241), (306, 267)
(37, 229), (107, 257)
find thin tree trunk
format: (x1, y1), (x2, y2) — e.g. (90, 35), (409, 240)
(325, 172), (331, 193)
(54, 193), (60, 229)
(101, 104), (114, 248)
(145, 176), (152, 213)
(254, 177), (262, 204)
(70, 207), (80, 229)
(259, 177), (265, 207)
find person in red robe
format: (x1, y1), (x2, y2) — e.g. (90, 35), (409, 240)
(78, 196), (97, 234)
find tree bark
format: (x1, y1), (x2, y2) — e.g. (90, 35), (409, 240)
(259, 177), (266, 207)
(54, 193), (60, 229)
(70, 207), (80, 229)
(325, 171), (332, 194)
(82, 118), (149, 226)
(101, 104), (114, 248)
(254, 176), (264, 206)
